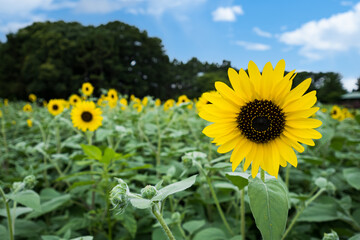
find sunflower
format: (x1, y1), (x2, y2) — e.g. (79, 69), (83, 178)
(120, 98), (128, 110)
(177, 95), (190, 105)
(71, 101), (103, 132)
(23, 104), (32, 112)
(142, 97), (149, 107)
(0, 110), (3, 118)
(164, 99), (175, 111)
(342, 108), (354, 119)
(48, 99), (65, 116)
(199, 60), (322, 178)
(29, 94), (37, 102)
(330, 105), (344, 121)
(43, 100), (48, 107)
(4, 99), (8, 106)
(27, 119), (33, 128)
(155, 99), (161, 107)
(108, 98), (118, 108)
(133, 103), (143, 112)
(107, 89), (118, 101)
(82, 82), (94, 96)
(69, 94), (81, 106)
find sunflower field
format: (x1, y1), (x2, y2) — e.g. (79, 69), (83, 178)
(1, 61), (360, 240)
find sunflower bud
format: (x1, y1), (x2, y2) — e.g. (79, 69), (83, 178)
(110, 178), (130, 214)
(12, 182), (23, 192)
(171, 212), (181, 223)
(182, 156), (193, 169)
(182, 151), (207, 168)
(322, 230), (339, 240)
(24, 175), (36, 189)
(141, 185), (158, 199)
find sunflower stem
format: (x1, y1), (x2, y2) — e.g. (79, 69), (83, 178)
(281, 188), (325, 239)
(0, 186), (14, 240)
(260, 169), (265, 182)
(197, 163), (234, 236)
(241, 188), (246, 240)
(152, 205), (176, 240)
(285, 165), (291, 188)
(55, 125), (61, 154)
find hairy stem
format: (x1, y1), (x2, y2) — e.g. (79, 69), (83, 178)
(0, 187), (14, 240)
(152, 205), (176, 240)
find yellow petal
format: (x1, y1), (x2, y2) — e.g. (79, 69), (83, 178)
(280, 135), (305, 153)
(270, 141), (281, 178)
(273, 70), (295, 105)
(286, 107), (319, 120)
(260, 62), (274, 99)
(238, 68), (254, 101)
(215, 81), (244, 107)
(199, 110), (236, 123)
(243, 142), (254, 172)
(283, 78), (312, 108)
(212, 131), (241, 145)
(273, 60), (286, 81)
(285, 127), (322, 139)
(203, 92), (240, 112)
(286, 118), (322, 129)
(283, 130), (315, 146)
(228, 68), (248, 102)
(203, 122), (238, 137)
(248, 61), (261, 97)
(283, 91), (317, 113)
(276, 139), (298, 167)
(217, 135), (243, 153)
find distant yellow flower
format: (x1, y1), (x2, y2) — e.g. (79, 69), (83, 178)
(0, 110), (2, 118)
(164, 99), (175, 111)
(330, 105), (343, 121)
(130, 94), (136, 101)
(155, 99), (161, 107)
(196, 91), (222, 111)
(120, 98), (128, 110)
(43, 100), (48, 107)
(321, 108), (327, 113)
(142, 97), (149, 106)
(4, 99), (8, 106)
(107, 89), (118, 101)
(342, 108), (354, 119)
(177, 95), (190, 105)
(133, 103), (143, 112)
(108, 98), (117, 108)
(133, 97), (141, 104)
(29, 94), (37, 102)
(27, 119), (33, 127)
(62, 100), (70, 109)
(69, 94), (81, 106)
(23, 104), (32, 112)
(82, 82), (94, 96)
(12, 120), (16, 125)
(71, 101), (103, 132)
(199, 60), (322, 178)
(48, 99), (64, 116)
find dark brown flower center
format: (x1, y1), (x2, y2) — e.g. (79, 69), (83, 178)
(52, 104), (59, 110)
(237, 99), (285, 143)
(81, 111), (93, 122)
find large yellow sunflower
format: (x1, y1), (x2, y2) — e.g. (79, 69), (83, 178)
(69, 94), (81, 106)
(107, 89), (118, 102)
(71, 101), (103, 132)
(199, 60), (322, 178)
(48, 99), (64, 116)
(82, 82), (94, 96)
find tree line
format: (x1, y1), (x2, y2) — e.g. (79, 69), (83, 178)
(0, 21), (348, 103)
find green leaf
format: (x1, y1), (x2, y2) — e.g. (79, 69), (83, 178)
(182, 219), (206, 235)
(349, 234), (360, 240)
(0, 207), (32, 218)
(7, 190), (41, 211)
(95, 129), (113, 142)
(80, 144), (102, 161)
(225, 172), (250, 190)
(129, 198), (152, 209)
(116, 212), (137, 238)
(71, 236), (93, 240)
(315, 177), (328, 189)
(330, 136), (346, 151)
(41, 236), (61, 240)
(101, 147), (116, 164)
(0, 225), (7, 240)
(343, 168), (360, 190)
(27, 194), (71, 218)
(152, 175), (197, 201)
(193, 227), (226, 240)
(299, 196), (339, 222)
(248, 177), (288, 240)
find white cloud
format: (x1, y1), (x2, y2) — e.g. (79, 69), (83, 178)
(253, 27), (272, 38)
(235, 41), (270, 51)
(212, 6), (243, 22)
(279, 3), (360, 59)
(342, 77), (358, 91)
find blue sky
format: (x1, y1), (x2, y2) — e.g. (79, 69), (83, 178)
(1, 0), (360, 91)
